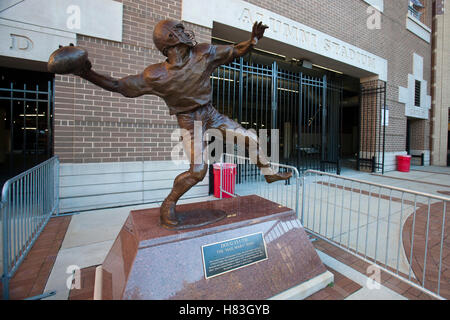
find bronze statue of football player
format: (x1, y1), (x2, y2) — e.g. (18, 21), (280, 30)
(49, 20), (292, 229)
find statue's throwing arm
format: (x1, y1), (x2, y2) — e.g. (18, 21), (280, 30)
(81, 70), (151, 98)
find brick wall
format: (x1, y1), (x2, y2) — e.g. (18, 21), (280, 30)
(410, 117), (430, 150)
(54, 0), (216, 164)
(54, 0), (432, 163)
(55, 0), (178, 163)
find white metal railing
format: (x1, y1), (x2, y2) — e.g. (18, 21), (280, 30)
(1, 156), (60, 300)
(302, 170), (449, 300)
(218, 153), (300, 216)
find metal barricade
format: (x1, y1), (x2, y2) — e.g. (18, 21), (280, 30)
(302, 169), (449, 300)
(218, 153), (300, 217)
(1, 156), (60, 300)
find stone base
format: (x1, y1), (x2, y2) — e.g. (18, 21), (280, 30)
(94, 195), (332, 300)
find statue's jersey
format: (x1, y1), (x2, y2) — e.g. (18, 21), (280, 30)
(148, 43), (234, 115)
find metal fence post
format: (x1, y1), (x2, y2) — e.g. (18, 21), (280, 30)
(55, 157), (60, 216)
(321, 75), (327, 168)
(301, 174), (306, 225)
(271, 61), (278, 130)
(1, 198), (9, 300)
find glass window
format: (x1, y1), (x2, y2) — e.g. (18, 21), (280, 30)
(414, 80), (421, 107)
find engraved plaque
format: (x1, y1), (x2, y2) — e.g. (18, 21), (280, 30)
(201, 232), (268, 279)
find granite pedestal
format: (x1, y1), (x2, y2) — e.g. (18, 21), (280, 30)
(94, 195), (333, 300)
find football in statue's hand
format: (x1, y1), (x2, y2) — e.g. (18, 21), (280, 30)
(48, 46), (90, 75)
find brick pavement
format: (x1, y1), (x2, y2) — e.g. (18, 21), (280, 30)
(310, 236), (437, 300)
(0, 216), (72, 300)
(402, 200), (450, 298)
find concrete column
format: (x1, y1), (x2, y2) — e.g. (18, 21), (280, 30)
(431, 1), (450, 166)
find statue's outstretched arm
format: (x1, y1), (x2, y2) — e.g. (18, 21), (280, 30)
(48, 46), (154, 98)
(209, 22), (268, 67)
(79, 66), (152, 98)
(233, 22), (268, 58)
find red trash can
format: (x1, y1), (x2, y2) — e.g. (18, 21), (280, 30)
(396, 155), (412, 172)
(213, 163), (237, 198)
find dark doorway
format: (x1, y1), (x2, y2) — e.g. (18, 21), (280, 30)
(339, 77), (361, 171)
(0, 67), (54, 188)
(446, 109), (449, 166)
(406, 119), (412, 155)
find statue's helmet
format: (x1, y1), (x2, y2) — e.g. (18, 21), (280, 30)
(153, 20), (196, 56)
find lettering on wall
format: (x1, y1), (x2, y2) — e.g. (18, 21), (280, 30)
(0, 0), (122, 63)
(238, 7), (376, 69)
(0, 0), (123, 42)
(181, 0), (388, 81)
(239, 8), (317, 49)
(10, 34), (33, 52)
(323, 39), (376, 68)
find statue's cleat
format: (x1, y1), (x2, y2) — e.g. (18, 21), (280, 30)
(264, 171), (293, 184)
(159, 201), (179, 228)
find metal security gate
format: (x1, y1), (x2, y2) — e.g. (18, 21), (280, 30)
(358, 80), (386, 173)
(0, 68), (54, 186)
(286, 73), (342, 174)
(211, 58), (342, 178)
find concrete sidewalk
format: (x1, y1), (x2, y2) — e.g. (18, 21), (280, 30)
(43, 166), (450, 300)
